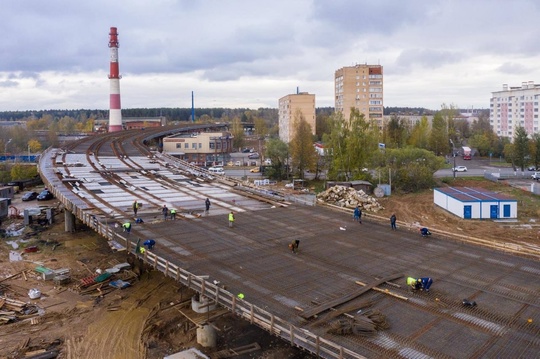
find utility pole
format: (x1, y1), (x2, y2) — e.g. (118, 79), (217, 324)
(449, 139), (456, 179)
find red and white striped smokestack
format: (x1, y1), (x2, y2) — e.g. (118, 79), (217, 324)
(108, 27), (123, 132)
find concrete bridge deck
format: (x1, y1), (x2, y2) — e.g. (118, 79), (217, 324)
(37, 128), (540, 359)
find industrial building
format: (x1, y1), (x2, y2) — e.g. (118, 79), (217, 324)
(434, 187), (517, 219)
(278, 92), (316, 143)
(334, 64), (383, 121)
(162, 131), (233, 166)
(490, 81), (540, 139)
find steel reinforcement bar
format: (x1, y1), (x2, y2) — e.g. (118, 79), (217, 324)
(38, 148), (367, 359)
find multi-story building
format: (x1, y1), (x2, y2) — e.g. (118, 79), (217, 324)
(162, 131), (233, 166)
(278, 92), (316, 143)
(490, 82), (540, 139)
(335, 64), (383, 121)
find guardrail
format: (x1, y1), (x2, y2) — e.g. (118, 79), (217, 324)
(38, 147), (366, 359)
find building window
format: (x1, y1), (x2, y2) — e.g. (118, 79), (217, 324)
(192, 143), (197, 149)
(176, 143), (182, 149)
(209, 143), (215, 149)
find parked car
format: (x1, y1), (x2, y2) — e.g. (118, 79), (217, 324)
(528, 166), (538, 171)
(452, 166), (468, 172)
(37, 189), (54, 201)
(248, 153), (260, 159)
(531, 172), (540, 181)
(208, 166), (225, 175)
(249, 167), (260, 173)
(21, 191), (38, 201)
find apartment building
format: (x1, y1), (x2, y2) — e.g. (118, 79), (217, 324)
(490, 81), (540, 139)
(335, 64), (383, 121)
(278, 92), (316, 143)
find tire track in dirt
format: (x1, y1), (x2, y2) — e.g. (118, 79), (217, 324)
(66, 273), (177, 359)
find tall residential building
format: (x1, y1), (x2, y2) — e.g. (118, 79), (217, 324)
(335, 64), (383, 121)
(490, 82), (540, 139)
(278, 92), (316, 143)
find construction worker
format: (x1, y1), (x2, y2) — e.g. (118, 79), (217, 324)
(407, 277), (433, 292)
(420, 227), (431, 237)
(289, 239), (300, 254)
(205, 198), (211, 212)
(162, 205), (169, 220)
(143, 239), (156, 250)
(228, 211), (235, 228)
(122, 221), (131, 234)
(133, 200), (139, 216)
(170, 208), (177, 220)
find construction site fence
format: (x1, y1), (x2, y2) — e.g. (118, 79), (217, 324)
(37, 149), (366, 359)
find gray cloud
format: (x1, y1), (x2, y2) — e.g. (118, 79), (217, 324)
(496, 62), (530, 75)
(1, 0), (540, 111)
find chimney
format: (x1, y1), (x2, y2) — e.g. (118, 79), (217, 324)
(108, 27), (123, 132)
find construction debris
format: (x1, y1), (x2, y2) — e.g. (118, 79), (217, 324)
(316, 185), (384, 212)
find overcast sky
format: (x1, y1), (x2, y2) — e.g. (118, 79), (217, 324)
(1, 0), (540, 112)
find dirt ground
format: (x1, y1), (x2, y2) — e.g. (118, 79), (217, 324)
(0, 201), (308, 359)
(375, 178), (540, 250)
(1, 178), (538, 359)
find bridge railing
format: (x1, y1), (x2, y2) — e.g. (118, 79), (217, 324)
(38, 147), (366, 359)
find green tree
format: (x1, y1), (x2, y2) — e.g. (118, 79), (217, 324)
(503, 142), (516, 169)
(230, 117), (245, 151)
(265, 138), (289, 180)
(323, 110), (378, 181)
(513, 126), (530, 171)
(323, 113), (350, 180)
(408, 116), (430, 149)
(28, 139), (42, 153)
(531, 133), (540, 169)
(384, 114), (407, 148)
(383, 148), (444, 192)
(469, 133), (491, 157)
(315, 113), (332, 140)
(345, 109), (378, 179)
(10, 163), (38, 180)
(253, 117), (268, 138)
(58, 116), (76, 135)
(428, 112), (449, 156)
(440, 103), (459, 145)
(289, 111), (316, 178)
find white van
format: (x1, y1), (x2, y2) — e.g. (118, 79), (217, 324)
(208, 166), (225, 175)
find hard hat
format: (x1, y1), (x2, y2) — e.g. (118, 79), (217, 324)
(237, 293), (245, 299)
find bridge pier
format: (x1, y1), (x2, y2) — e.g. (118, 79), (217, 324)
(65, 210), (76, 232)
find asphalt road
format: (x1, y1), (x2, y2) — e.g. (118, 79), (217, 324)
(435, 157), (537, 179)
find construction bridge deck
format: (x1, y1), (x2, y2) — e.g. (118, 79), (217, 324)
(38, 127), (540, 359)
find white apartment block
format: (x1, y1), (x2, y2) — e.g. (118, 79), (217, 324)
(335, 64), (383, 121)
(490, 81), (540, 139)
(278, 92), (316, 143)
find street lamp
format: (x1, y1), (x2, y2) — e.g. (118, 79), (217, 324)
(449, 139), (456, 179)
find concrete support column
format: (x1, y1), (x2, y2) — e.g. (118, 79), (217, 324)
(65, 210), (76, 232)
